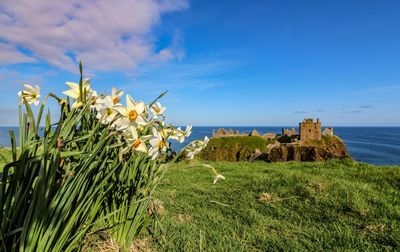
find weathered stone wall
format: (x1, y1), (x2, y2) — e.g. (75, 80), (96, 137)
(323, 127), (334, 136)
(299, 118), (321, 141)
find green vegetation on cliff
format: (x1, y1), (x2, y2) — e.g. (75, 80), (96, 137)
(153, 160), (400, 251)
(199, 136), (272, 161)
(199, 135), (349, 162)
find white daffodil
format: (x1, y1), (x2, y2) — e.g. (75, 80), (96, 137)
(95, 96), (118, 125)
(185, 136), (209, 159)
(199, 136), (210, 148)
(110, 87), (124, 105)
(62, 78), (96, 108)
(213, 174), (225, 184)
(18, 84), (40, 106)
(149, 127), (168, 160)
(114, 95), (147, 130)
(160, 127), (172, 140)
(90, 96), (104, 111)
(125, 126), (152, 153)
(185, 145), (197, 159)
(172, 125), (192, 143)
(150, 102), (166, 118)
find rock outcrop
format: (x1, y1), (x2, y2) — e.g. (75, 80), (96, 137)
(264, 136), (349, 162)
(200, 135), (350, 162)
(249, 129), (261, 136)
(262, 133), (277, 141)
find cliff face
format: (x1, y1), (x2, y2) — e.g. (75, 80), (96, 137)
(266, 141), (349, 162)
(200, 135), (350, 162)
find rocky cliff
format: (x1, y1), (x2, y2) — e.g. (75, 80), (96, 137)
(263, 137), (349, 162)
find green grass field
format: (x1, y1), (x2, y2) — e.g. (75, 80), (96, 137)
(1, 148), (399, 251)
(152, 159), (400, 251)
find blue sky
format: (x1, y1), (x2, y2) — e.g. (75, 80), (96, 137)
(0, 0), (399, 126)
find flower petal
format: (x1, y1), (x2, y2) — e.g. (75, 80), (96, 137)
(136, 143), (147, 153)
(135, 102), (145, 114)
(126, 95), (136, 109)
(114, 106), (127, 115)
(130, 126), (138, 139)
(65, 82), (80, 90)
(63, 89), (80, 99)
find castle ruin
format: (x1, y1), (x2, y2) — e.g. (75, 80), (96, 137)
(211, 118), (331, 143)
(299, 118), (321, 141)
(323, 127), (334, 136)
(282, 128), (298, 137)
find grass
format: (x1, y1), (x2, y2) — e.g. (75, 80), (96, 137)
(1, 147), (400, 251)
(199, 136), (272, 161)
(0, 147), (12, 169)
(152, 159), (400, 251)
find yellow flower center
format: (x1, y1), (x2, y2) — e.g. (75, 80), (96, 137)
(106, 108), (113, 115)
(133, 139), (141, 149)
(158, 141), (165, 149)
(112, 97), (120, 104)
(129, 110), (138, 120)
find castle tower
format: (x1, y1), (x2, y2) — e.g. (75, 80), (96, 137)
(299, 118), (321, 141)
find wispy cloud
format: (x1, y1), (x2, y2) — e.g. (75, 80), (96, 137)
(342, 84), (400, 96)
(294, 110), (307, 114)
(0, 43), (36, 64)
(341, 108), (362, 114)
(0, 0), (188, 71)
(121, 55), (240, 94)
(360, 104), (373, 109)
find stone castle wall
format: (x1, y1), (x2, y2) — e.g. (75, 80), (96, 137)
(299, 118), (321, 141)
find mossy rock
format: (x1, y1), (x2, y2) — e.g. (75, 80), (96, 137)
(268, 135), (350, 162)
(199, 136), (269, 161)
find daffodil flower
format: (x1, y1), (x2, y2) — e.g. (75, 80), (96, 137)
(150, 102), (166, 118)
(18, 84), (40, 106)
(110, 87), (124, 105)
(171, 125), (192, 143)
(62, 78), (96, 108)
(185, 145), (197, 159)
(114, 95), (147, 131)
(160, 127), (172, 140)
(125, 126), (152, 153)
(198, 136), (209, 148)
(149, 127), (169, 160)
(185, 136), (209, 159)
(95, 96), (118, 125)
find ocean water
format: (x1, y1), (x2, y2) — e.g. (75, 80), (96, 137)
(1, 126), (399, 166)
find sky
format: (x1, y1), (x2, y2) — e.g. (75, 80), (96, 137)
(0, 0), (399, 126)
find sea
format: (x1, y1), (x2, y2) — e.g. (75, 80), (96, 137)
(1, 126), (399, 166)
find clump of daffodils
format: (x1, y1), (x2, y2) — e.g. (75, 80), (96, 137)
(18, 79), (209, 161)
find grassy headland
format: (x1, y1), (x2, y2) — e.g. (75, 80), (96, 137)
(1, 149), (399, 251)
(152, 159), (400, 251)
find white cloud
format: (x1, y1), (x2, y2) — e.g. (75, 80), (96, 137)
(0, 43), (36, 64)
(0, 0), (188, 71)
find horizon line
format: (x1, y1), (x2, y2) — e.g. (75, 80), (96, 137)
(1, 124), (400, 128)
